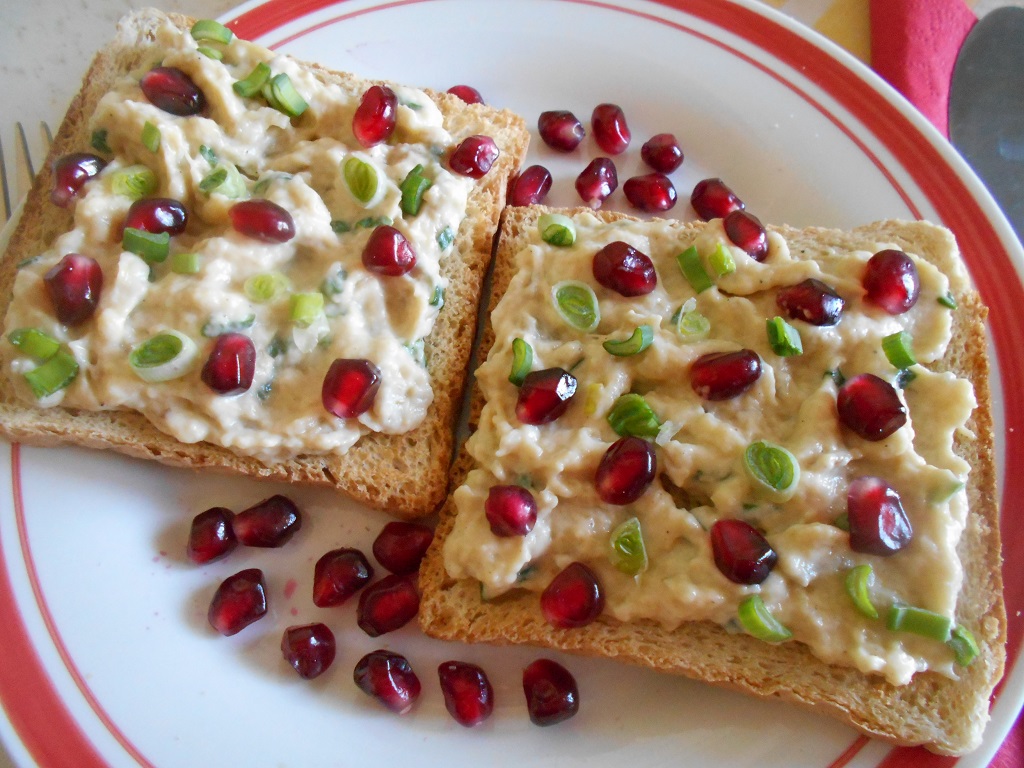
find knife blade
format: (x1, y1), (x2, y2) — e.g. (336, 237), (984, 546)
(949, 6), (1024, 246)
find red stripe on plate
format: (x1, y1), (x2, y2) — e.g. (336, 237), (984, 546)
(827, 735), (871, 768)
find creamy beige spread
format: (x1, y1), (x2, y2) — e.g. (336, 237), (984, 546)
(4, 19), (474, 461)
(443, 211), (975, 685)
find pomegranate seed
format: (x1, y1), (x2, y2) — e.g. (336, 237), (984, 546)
(123, 197), (188, 236)
(361, 225), (416, 276)
(623, 172), (677, 212)
(313, 547), (374, 606)
(508, 164), (552, 206)
(357, 574), (420, 636)
(540, 561), (604, 628)
(710, 519), (777, 584)
(186, 506), (236, 564)
(863, 249), (920, 314)
(438, 661), (494, 727)
(724, 209), (769, 261)
(591, 103), (630, 154)
(44, 253), (103, 326)
(353, 85), (397, 147)
(322, 358), (381, 418)
(837, 373), (907, 441)
(523, 659), (579, 726)
(593, 241), (657, 296)
(595, 436), (656, 505)
(201, 332), (255, 395)
(50, 153), (106, 208)
(139, 66), (206, 116)
(847, 476), (913, 556)
(690, 350), (762, 400)
(449, 135), (499, 178)
(229, 200), (295, 243)
(776, 278), (845, 326)
(447, 84), (484, 104)
(690, 177), (744, 221)
(233, 494), (301, 547)
(641, 133), (684, 173)
(208, 568), (267, 636)
(372, 521), (434, 575)
(484, 485), (537, 536)
(575, 157), (617, 208)
(516, 368), (577, 424)
(537, 110), (585, 151)
(281, 623), (336, 679)
(354, 650), (421, 714)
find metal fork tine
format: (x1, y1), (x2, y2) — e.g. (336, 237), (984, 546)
(1, 133), (11, 223)
(16, 122), (35, 181)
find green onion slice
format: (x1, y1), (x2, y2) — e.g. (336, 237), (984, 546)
(833, 512), (850, 531)
(552, 280), (600, 332)
(330, 220), (352, 234)
(122, 228), (170, 264)
(111, 165), (157, 200)
(948, 625), (980, 666)
(197, 46), (223, 61)
(609, 516), (648, 576)
(233, 62), (271, 98)
(171, 252), (201, 275)
(766, 316), (803, 356)
(191, 19), (234, 44)
(672, 298), (710, 342)
(202, 314), (255, 338)
(882, 330), (917, 369)
(268, 73), (308, 117)
(91, 129), (111, 155)
(343, 155), (384, 207)
(938, 291), (958, 310)
(24, 349), (79, 399)
(538, 213), (577, 247)
(676, 245), (713, 293)
(508, 337), (533, 386)
(356, 215), (392, 229)
(199, 163), (247, 198)
(321, 265), (347, 297)
(929, 477), (966, 504)
(607, 393), (661, 438)
(886, 604), (953, 642)
(603, 324), (653, 356)
(744, 440), (800, 502)
(825, 368), (846, 387)
(141, 121), (161, 153)
(290, 292), (325, 326)
(8, 328), (60, 361)
(129, 330), (198, 382)
(199, 144), (218, 165)
(429, 285), (444, 308)
(895, 368), (917, 389)
(709, 241), (736, 276)
(399, 164), (433, 216)
(844, 564), (879, 619)
(437, 226), (455, 251)
(737, 595), (793, 643)
(244, 272), (291, 303)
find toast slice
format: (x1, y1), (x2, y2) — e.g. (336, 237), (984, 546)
(0, 9), (529, 519)
(419, 206), (1005, 754)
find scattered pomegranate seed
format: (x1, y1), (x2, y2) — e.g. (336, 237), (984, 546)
(201, 332), (256, 395)
(140, 66), (207, 116)
(208, 568), (267, 636)
(641, 133), (684, 173)
(353, 650), (421, 714)
(123, 197), (188, 236)
(43, 253), (103, 326)
(515, 368), (577, 425)
(537, 110), (585, 151)
(449, 135), (500, 178)
(233, 494), (301, 548)
(595, 436), (656, 505)
(484, 485), (537, 536)
(50, 153), (106, 208)
(575, 157), (618, 208)
(372, 521), (434, 575)
(776, 278), (845, 326)
(593, 241), (657, 296)
(361, 225), (416, 276)
(186, 506), (236, 564)
(540, 561), (604, 628)
(724, 209), (769, 261)
(710, 519), (777, 584)
(438, 661), (495, 727)
(446, 84), (485, 104)
(836, 373), (907, 441)
(690, 350), (762, 401)
(508, 164), (553, 206)
(847, 476), (913, 556)
(313, 547), (374, 606)
(322, 358), (381, 419)
(623, 172), (677, 212)
(353, 85), (397, 147)
(591, 103), (630, 154)
(281, 623), (336, 679)
(522, 659), (579, 726)
(690, 177), (744, 221)
(862, 249), (920, 314)
(229, 200), (295, 243)
(357, 574), (420, 637)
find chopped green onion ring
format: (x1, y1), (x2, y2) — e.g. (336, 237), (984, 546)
(122, 228), (170, 264)
(676, 245), (713, 293)
(24, 349), (78, 399)
(766, 316), (803, 357)
(244, 272), (291, 303)
(321, 265), (347, 297)
(948, 625), (980, 666)
(609, 516), (648, 576)
(268, 73), (308, 118)
(330, 220), (352, 234)
(882, 330), (917, 369)
(141, 121), (161, 153)
(437, 226), (455, 250)
(938, 291), (958, 310)
(603, 324), (653, 357)
(233, 62), (272, 98)
(886, 604), (953, 642)
(429, 285), (445, 308)
(538, 213), (577, 247)
(744, 440), (800, 502)
(552, 280), (600, 332)
(508, 337), (533, 386)
(8, 328), (60, 361)
(607, 393), (661, 438)
(343, 155), (384, 207)
(709, 241), (736, 277)
(202, 314), (255, 338)
(197, 46), (223, 61)
(290, 292), (325, 326)
(191, 19), (234, 44)
(129, 330), (198, 383)
(199, 144), (218, 166)
(91, 129), (111, 155)
(737, 595), (793, 643)
(844, 564), (879, 619)
(171, 252), (201, 274)
(833, 512), (850, 531)
(111, 165), (157, 200)
(399, 164), (433, 216)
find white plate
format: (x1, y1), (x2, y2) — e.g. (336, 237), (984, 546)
(1, 1), (1022, 766)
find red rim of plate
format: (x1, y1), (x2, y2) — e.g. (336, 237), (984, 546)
(1, 1), (1021, 767)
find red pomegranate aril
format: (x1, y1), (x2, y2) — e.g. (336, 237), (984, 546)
(140, 66), (207, 116)
(847, 476), (913, 556)
(485, 485), (537, 536)
(229, 200), (295, 243)
(281, 623), (336, 679)
(354, 650), (421, 715)
(438, 661), (494, 727)
(201, 332), (255, 395)
(540, 561), (604, 628)
(361, 225), (416, 276)
(523, 659), (579, 726)
(591, 103), (630, 155)
(862, 249), (920, 314)
(592, 241), (657, 296)
(51, 153), (106, 208)
(233, 494), (301, 547)
(690, 350), (762, 401)
(372, 521), (434, 575)
(575, 157), (618, 208)
(446, 84), (484, 104)
(595, 437), (656, 505)
(516, 368), (577, 425)
(837, 373), (907, 441)
(123, 197), (188, 236)
(208, 568), (267, 636)
(322, 358), (381, 419)
(357, 574), (420, 637)
(690, 177), (745, 221)
(508, 164), (553, 206)
(313, 547), (374, 606)
(44, 253), (103, 326)
(449, 135), (499, 178)
(710, 519), (777, 585)
(776, 278), (845, 326)
(623, 172), (677, 212)
(724, 209), (769, 261)
(641, 133), (684, 173)
(353, 85), (397, 147)
(537, 110), (585, 152)
(186, 506), (236, 564)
